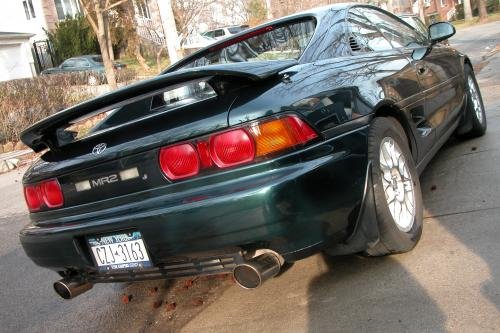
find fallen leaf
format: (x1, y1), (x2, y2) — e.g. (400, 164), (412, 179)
(183, 279), (194, 289)
(165, 302), (177, 312)
(121, 294), (132, 304)
(191, 298), (204, 306)
(148, 286), (159, 295)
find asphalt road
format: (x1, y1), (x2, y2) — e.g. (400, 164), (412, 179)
(1, 22), (499, 332)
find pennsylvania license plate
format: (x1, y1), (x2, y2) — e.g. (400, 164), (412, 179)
(87, 231), (152, 271)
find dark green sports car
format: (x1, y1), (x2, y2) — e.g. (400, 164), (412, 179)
(20, 4), (486, 299)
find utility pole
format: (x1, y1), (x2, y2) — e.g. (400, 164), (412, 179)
(157, 0), (181, 64)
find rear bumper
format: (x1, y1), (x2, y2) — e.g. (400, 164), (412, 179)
(20, 126), (372, 279)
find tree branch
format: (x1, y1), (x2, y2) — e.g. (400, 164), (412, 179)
(103, 0), (128, 11)
(79, 0), (99, 35)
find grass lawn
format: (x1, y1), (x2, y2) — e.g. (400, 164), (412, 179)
(120, 55), (171, 77)
(452, 11), (500, 29)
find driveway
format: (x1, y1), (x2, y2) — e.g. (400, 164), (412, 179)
(1, 22), (499, 332)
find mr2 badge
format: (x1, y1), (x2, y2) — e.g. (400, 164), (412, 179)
(74, 167), (141, 192)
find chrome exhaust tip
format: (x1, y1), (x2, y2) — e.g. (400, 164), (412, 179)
(233, 252), (282, 289)
(54, 278), (93, 299)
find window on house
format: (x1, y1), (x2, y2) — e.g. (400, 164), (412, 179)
(54, 0), (81, 20)
(28, 0), (36, 17)
(23, 1), (31, 20)
(136, 0), (151, 19)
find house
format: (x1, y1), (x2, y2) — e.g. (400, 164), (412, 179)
(0, 0), (47, 81)
(0, 0), (82, 82)
(422, 0), (457, 22)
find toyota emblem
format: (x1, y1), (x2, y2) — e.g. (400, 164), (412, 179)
(92, 143), (107, 155)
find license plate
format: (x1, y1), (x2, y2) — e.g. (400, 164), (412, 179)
(87, 231), (152, 271)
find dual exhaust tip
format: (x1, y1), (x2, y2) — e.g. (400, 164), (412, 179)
(233, 251), (282, 289)
(53, 251), (282, 299)
(54, 279), (93, 300)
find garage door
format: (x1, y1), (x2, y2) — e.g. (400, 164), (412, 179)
(0, 44), (32, 81)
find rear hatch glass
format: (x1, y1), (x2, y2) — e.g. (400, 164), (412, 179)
(180, 18), (316, 69)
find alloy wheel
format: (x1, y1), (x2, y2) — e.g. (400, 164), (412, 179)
(468, 76), (483, 125)
(379, 137), (416, 232)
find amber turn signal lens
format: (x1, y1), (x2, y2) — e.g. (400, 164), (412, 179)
(250, 116), (318, 157)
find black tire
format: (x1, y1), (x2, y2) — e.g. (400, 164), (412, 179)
(456, 65), (487, 138)
(364, 117), (423, 256)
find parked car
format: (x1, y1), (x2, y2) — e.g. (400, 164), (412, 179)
(201, 25), (249, 40)
(20, 4), (486, 299)
(42, 55), (126, 85)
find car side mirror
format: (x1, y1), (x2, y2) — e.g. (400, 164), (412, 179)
(429, 22), (455, 44)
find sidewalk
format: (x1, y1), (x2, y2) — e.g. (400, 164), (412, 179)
(476, 48), (500, 111)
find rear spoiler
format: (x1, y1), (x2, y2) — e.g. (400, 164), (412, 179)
(21, 60), (297, 152)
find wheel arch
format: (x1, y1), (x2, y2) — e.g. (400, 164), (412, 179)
(372, 102), (418, 162)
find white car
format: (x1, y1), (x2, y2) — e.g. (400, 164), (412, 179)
(201, 25), (249, 40)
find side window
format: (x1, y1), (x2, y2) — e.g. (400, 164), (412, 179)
(348, 8), (393, 52)
(214, 29), (225, 37)
(74, 59), (90, 67)
(61, 59), (76, 68)
(361, 8), (425, 48)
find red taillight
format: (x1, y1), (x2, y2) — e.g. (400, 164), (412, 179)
(210, 129), (255, 168)
(41, 179), (64, 208)
(158, 115), (318, 181)
(159, 143), (200, 180)
(23, 178), (64, 211)
(24, 185), (42, 211)
(285, 116), (319, 143)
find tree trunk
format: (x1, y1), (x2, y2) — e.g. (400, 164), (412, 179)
(94, 1), (117, 89)
(134, 43), (150, 72)
(156, 47), (164, 73)
(478, 0), (488, 22)
(463, 0), (473, 21)
(105, 19), (115, 61)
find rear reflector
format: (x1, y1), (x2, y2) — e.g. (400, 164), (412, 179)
(158, 115), (318, 181)
(159, 143), (200, 180)
(210, 129), (255, 168)
(24, 179), (64, 212)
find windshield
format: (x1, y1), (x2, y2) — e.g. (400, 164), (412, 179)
(227, 26), (248, 34)
(92, 56), (103, 63)
(179, 18), (316, 70)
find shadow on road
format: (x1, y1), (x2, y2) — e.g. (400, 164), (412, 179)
(306, 254), (446, 332)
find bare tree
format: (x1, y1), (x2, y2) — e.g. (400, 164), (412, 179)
(171, 0), (217, 43)
(463, 0), (473, 21)
(79, 0), (128, 89)
(478, 0), (488, 22)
